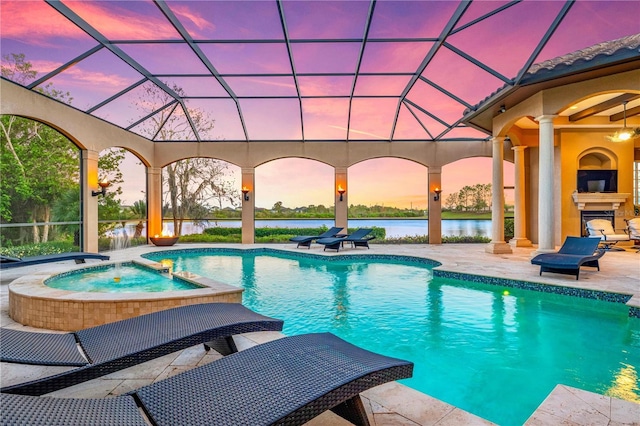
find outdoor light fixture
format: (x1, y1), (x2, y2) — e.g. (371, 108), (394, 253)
(337, 185), (346, 201)
(499, 105), (506, 114)
(241, 186), (250, 201)
(607, 101), (640, 142)
(92, 179), (110, 197)
(433, 188), (442, 201)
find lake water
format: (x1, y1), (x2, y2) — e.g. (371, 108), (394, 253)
(158, 219), (492, 238)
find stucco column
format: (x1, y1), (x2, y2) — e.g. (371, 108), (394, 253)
(485, 137), (512, 254)
(509, 146), (532, 247)
(82, 150), (99, 253)
(241, 168), (255, 244)
(428, 167), (442, 244)
(535, 115), (557, 253)
(147, 167), (162, 239)
(335, 167), (348, 231)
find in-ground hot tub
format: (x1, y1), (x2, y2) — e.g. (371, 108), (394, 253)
(8, 259), (242, 331)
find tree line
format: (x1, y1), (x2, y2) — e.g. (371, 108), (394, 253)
(444, 183), (493, 212)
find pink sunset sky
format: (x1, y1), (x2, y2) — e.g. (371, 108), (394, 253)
(2, 1), (636, 209)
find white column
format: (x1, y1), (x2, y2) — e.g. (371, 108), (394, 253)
(428, 167), (442, 244)
(241, 168), (255, 244)
(82, 150), (99, 253)
(485, 137), (512, 254)
(335, 167), (348, 231)
(509, 146), (532, 247)
(147, 167), (162, 239)
(536, 115), (557, 253)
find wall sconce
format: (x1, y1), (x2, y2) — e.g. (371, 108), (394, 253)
(433, 188), (442, 202)
(498, 105), (506, 114)
(337, 185), (346, 202)
(92, 179), (110, 197)
(241, 186), (250, 201)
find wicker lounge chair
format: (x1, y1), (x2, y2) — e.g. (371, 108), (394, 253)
(317, 228), (376, 252)
(585, 219), (630, 250)
(530, 236), (605, 280)
(1, 333), (413, 426)
(289, 226), (344, 248)
(1, 303), (283, 396)
(0, 252), (110, 269)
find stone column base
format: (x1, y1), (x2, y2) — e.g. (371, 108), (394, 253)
(509, 238), (532, 247)
(485, 242), (513, 254)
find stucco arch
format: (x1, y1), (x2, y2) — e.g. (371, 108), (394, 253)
(253, 155), (334, 170)
(347, 155), (427, 169)
(1, 81), (155, 165)
(577, 147), (618, 170)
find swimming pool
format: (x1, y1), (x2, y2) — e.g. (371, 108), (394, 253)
(147, 248), (640, 425)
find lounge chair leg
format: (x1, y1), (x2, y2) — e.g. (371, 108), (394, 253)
(331, 395), (370, 426)
(203, 336), (238, 355)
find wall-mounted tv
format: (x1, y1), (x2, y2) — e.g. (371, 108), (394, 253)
(576, 169), (618, 193)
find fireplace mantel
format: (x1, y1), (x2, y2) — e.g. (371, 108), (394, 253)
(572, 192), (630, 210)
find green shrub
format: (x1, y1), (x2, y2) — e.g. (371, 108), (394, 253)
(202, 228), (241, 237)
(381, 234), (490, 244)
(0, 241), (79, 258)
(504, 218), (514, 240)
(442, 235), (491, 243)
(180, 233), (241, 243)
(383, 235), (430, 244)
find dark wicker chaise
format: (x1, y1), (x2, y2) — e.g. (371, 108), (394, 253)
(289, 226), (344, 248)
(317, 228), (376, 252)
(530, 236), (605, 280)
(1, 333), (413, 426)
(1, 303), (283, 396)
(0, 252), (110, 269)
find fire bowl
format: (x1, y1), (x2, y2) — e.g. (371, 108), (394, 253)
(150, 236), (179, 247)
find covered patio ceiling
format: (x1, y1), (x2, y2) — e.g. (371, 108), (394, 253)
(1, 0), (639, 143)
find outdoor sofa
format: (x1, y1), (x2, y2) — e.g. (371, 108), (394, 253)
(1, 332), (413, 425)
(530, 236), (605, 280)
(1, 303), (283, 395)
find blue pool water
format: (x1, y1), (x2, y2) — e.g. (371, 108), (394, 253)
(148, 250), (638, 424)
(45, 263), (201, 292)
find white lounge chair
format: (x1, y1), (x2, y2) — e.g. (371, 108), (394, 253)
(585, 219), (630, 250)
(624, 218), (640, 252)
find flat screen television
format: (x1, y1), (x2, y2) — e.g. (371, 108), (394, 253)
(576, 169), (617, 193)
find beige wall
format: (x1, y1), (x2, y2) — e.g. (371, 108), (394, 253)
(560, 130), (635, 236)
(496, 69), (639, 246)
